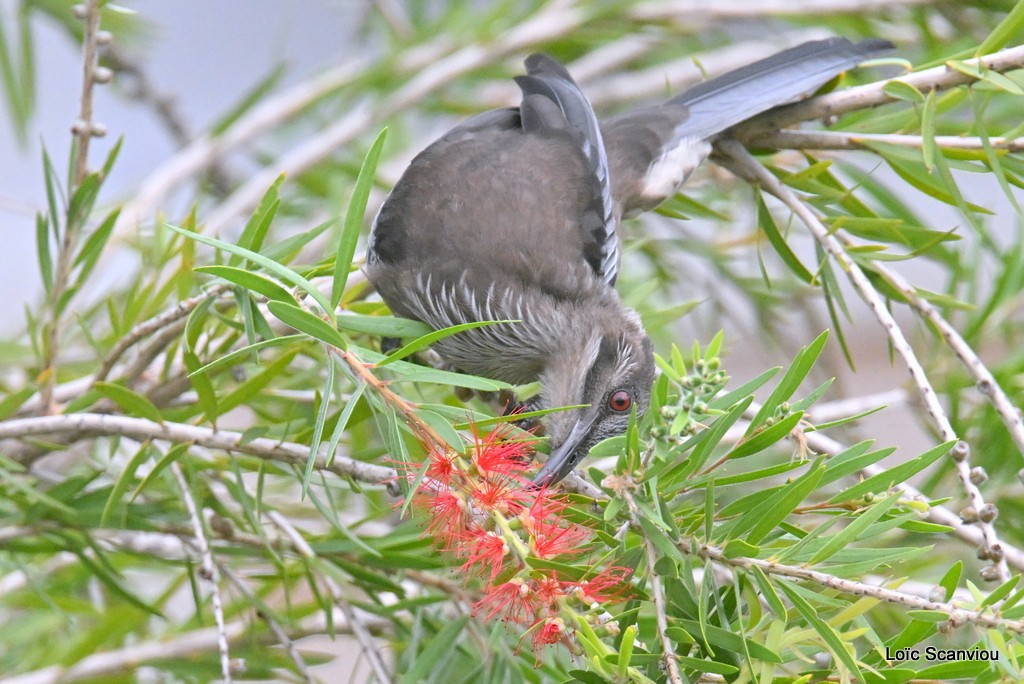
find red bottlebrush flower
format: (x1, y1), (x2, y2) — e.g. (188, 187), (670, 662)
(459, 528), (509, 580)
(470, 424), (536, 478)
(531, 617), (567, 650)
(425, 446), (461, 487)
(470, 475), (529, 514)
(530, 573), (565, 614)
(521, 492), (590, 558)
(530, 519), (590, 559)
(474, 578), (534, 624)
(421, 489), (471, 550)
(573, 566), (634, 604)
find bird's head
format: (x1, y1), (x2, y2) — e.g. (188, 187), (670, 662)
(533, 323), (655, 487)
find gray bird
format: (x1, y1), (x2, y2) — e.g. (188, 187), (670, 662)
(367, 37), (891, 487)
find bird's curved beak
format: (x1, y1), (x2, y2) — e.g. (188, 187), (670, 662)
(531, 415), (595, 488)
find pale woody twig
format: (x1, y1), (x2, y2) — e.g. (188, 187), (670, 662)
(632, 0), (934, 21)
(219, 564), (316, 684)
(757, 129), (1024, 152)
(71, 0), (104, 186)
(833, 231), (1024, 456)
(0, 606), (390, 684)
(0, 413), (398, 489)
(622, 491), (682, 684)
(741, 44), (1024, 134)
(94, 284), (232, 383)
(718, 140), (1010, 583)
(696, 541), (1024, 634)
(805, 388), (908, 424)
(38, 0), (106, 415)
(171, 462), (233, 683)
(799, 424), (1024, 572)
(268, 511), (393, 684)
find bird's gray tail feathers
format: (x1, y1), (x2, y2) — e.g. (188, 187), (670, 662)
(671, 37), (893, 140)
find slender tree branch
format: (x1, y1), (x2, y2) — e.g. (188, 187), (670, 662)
(632, 0), (934, 21)
(268, 510), (393, 683)
(38, 0), (105, 415)
(0, 413), (398, 489)
(71, 0), (103, 186)
(171, 462), (232, 683)
(834, 231), (1024, 456)
(95, 284), (232, 383)
(756, 129), (1024, 152)
(694, 540), (1024, 634)
(0, 607), (389, 684)
(717, 139), (1009, 582)
(738, 43), (1024, 136)
(623, 490), (682, 684)
(219, 564), (316, 684)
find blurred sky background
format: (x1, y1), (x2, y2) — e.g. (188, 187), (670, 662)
(1, 0), (361, 334)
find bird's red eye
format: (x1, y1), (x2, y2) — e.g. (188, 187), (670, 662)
(608, 390), (632, 412)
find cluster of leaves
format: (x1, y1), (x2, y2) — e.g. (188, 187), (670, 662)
(3, 1), (1024, 682)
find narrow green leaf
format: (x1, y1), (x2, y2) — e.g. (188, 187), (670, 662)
(235, 175), (283, 260)
(35, 213), (52, 293)
(978, 0), (1024, 54)
(336, 313), (433, 338)
(751, 566), (787, 618)
(905, 610), (950, 623)
(882, 80), (924, 103)
(756, 190), (813, 283)
(639, 516), (686, 563)
(333, 127), (387, 307)
(398, 617), (468, 683)
(195, 265), (296, 303)
(41, 147), (62, 229)
(708, 367), (780, 411)
(102, 443), (156, 525)
(776, 581), (863, 679)
(746, 331), (828, 434)
(267, 301), (347, 349)
(828, 441), (954, 503)
(617, 625), (636, 679)
(188, 334), (304, 378)
(72, 207), (120, 286)
(722, 459), (824, 545)
(303, 360), (336, 498)
(165, 222), (334, 317)
(100, 136), (123, 178)
(675, 656), (737, 675)
(376, 319), (514, 366)
(325, 378), (366, 467)
(921, 89), (937, 172)
(808, 490), (903, 564)
(0, 386), (34, 420)
(261, 215), (336, 263)
(73, 549), (163, 617)
(722, 538), (759, 558)
(980, 574), (1019, 608)
(726, 411), (803, 460)
(93, 382), (163, 422)
(821, 442), (892, 485)
(938, 561), (963, 602)
(677, 620), (782, 663)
